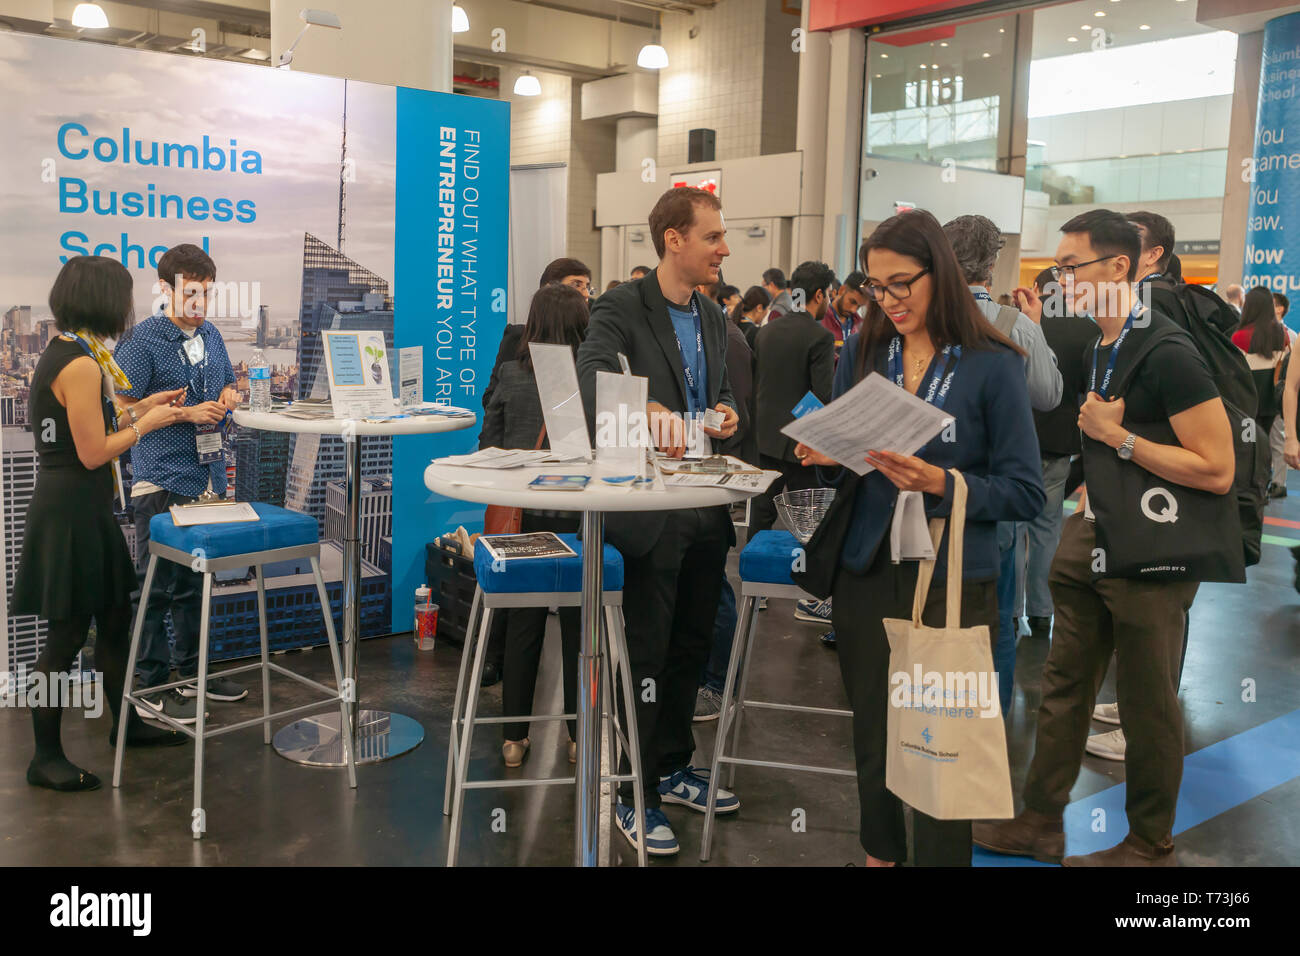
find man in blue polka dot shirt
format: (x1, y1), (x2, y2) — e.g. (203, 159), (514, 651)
(115, 244), (246, 722)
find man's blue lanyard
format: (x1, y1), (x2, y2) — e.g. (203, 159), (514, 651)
(1089, 301), (1145, 399)
(887, 335), (961, 410)
(973, 290), (993, 303)
(672, 295), (707, 414)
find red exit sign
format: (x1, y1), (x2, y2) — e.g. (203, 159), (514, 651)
(671, 170), (722, 197)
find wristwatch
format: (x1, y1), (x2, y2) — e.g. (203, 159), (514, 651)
(1117, 433), (1137, 460)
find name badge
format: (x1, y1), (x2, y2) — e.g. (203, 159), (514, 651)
(196, 422), (223, 464)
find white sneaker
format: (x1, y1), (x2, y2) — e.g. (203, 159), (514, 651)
(1085, 728), (1126, 761)
(1092, 702), (1120, 725)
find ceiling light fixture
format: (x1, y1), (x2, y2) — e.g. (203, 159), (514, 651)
(71, 3), (108, 28)
(1139, 24), (1150, 30)
(513, 71), (541, 96)
(452, 5), (469, 33)
(637, 43), (669, 69)
(981, 53), (990, 58)
(1067, 36), (1078, 42)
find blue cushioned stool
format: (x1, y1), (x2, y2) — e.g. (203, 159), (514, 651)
(113, 502), (356, 837)
(444, 533), (647, 867)
(700, 530), (854, 861)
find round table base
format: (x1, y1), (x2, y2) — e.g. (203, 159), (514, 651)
(273, 710), (425, 766)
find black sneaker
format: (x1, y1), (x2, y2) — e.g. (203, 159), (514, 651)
(1027, 615), (1052, 640)
(1268, 482), (1288, 500)
(135, 688), (205, 725)
(819, 630), (837, 649)
(180, 675), (248, 702)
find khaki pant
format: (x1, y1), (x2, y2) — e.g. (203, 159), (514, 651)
(1022, 513), (1198, 845)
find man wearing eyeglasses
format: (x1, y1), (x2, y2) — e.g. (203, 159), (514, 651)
(115, 244), (245, 724)
(974, 210), (1235, 867)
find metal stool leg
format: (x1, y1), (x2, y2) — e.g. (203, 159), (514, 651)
(607, 606), (647, 868)
(192, 572), (213, 840)
(600, 609), (619, 854)
(311, 557), (356, 789)
(701, 592), (755, 861)
(255, 564), (272, 745)
(726, 594), (762, 790)
(444, 587), (482, 816)
(447, 604), (494, 867)
(114, 553), (158, 789)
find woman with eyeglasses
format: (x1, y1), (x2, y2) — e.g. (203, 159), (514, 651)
(12, 256), (190, 792)
(793, 210), (1045, 866)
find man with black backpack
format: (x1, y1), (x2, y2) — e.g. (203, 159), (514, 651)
(974, 210), (1237, 866)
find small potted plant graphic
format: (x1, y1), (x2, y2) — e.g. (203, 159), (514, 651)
(365, 344), (385, 384)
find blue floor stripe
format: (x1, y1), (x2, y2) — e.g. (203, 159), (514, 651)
(973, 707), (1300, 866)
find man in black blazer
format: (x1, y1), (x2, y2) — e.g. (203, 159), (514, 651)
(750, 260), (836, 534)
(577, 186), (740, 857)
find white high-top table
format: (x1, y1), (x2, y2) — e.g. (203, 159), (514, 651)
(234, 407), (476, 766)
(424, 458), (774, 866)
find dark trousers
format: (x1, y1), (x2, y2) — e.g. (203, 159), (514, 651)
(33, 605), (132, 754)
(750, 454), (821, 534)
(132, 490), (203, 688)
(1022, 513), (1198, 846)
(502, 512), (580, 741)
(831, 544), (998, 866)
(616, 506), (731, 809)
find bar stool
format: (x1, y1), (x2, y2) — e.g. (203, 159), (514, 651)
(443, 532), (647, 867)
(113, 502), (357, 838)
(700, 529), (855, 861)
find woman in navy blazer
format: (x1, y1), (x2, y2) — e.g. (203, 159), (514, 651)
(795, 210), (1045, 867)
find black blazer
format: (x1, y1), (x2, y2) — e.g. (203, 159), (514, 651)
(752, 310), (835, 462)
(577, 268), (737, 558)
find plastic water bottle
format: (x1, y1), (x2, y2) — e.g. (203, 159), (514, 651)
(249, 349), (271, 412)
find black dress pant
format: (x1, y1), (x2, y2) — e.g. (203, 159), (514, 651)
(502, 511), (580, 741)
(616, 506), (731, 809)
(831, 544), (998, 866)
(750, 454), (821, 534)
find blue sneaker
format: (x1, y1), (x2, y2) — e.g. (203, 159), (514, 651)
(794, 597), (832, 624)
(658, 766), (740, 814)
(820, 630), (837, 648)
(615, 802), (679, 856)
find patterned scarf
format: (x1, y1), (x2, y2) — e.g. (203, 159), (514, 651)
(66, 330), (131, 506)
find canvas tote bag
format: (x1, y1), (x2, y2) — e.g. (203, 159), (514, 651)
(883, 469), (1014, 821)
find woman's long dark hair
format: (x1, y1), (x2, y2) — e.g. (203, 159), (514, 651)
(854, 210), (1023, 383)
(732, 285), (770, 324)
(1242, 286), (1285, 356)
(517, 283), (589, 370)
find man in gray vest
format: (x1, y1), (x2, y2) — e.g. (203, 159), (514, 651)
(943, 214), (1062, 718)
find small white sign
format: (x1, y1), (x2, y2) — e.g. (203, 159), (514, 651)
(399, 346), (423, 407)
(322, 329), (397, 418)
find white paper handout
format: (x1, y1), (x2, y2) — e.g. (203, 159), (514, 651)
(780, 372), (953, 476)
(529, 343), (593, 462)
(322, 329), (398, 418)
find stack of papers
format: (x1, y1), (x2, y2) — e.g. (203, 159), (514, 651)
(662, 471), (776, 491)
(436, 447), (587, 469)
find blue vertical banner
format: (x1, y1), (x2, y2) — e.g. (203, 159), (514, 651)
(1244, 11), (1300, 309)
(393, 88), (509, 631)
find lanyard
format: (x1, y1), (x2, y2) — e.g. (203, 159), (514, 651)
(671, 295), (706, 414)
(178, 332), (208, 403)
(66, 333), (117, 429)
(1089, 301), (1145, 399)
(972, 290), (993, 303)
(887, 336), (961, 411)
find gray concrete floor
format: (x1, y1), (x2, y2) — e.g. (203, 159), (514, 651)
(3, 496), (1298, 866)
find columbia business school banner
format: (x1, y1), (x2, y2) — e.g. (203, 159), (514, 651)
(0, 31), (508, 675)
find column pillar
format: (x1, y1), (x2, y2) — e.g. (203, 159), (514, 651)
(793, 1), (830, 267)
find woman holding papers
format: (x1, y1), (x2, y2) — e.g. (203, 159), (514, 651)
(480, 283), (589, 767)
(793, 210), (1045, 866)
(12, 257), (189, 791)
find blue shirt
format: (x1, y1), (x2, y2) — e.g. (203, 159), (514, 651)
(115, 313), (236, 497)
(833, 334), (1045, 582)
(667, 299), (707, 414)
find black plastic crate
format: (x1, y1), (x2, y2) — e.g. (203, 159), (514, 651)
(425, 540), (478, 648)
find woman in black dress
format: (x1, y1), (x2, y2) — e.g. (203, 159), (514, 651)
(12, 256), (190, 791)
(480, 283), (588, 767)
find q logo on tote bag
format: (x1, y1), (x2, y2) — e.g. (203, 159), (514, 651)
(882, 469), (1014, 822)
